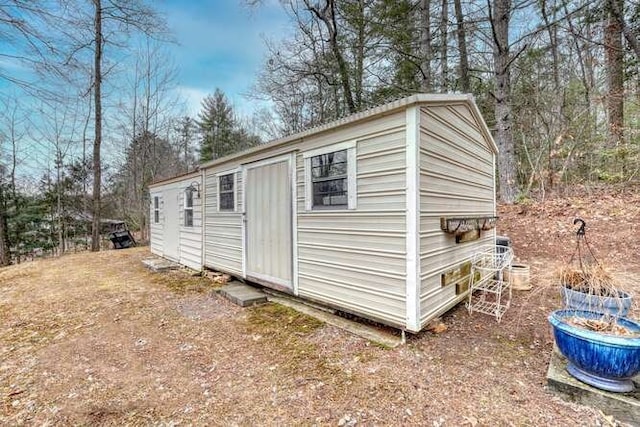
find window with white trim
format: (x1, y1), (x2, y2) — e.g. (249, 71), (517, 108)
(153, 196), (160, 223)
(218, 173), (235, 211)
(311, 150), (348, 207)
(184, 190), (194, 227)
(304, 142), (357, 210)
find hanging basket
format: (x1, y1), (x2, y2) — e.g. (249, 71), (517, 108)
(558, 219), (633, 316)
(550, 218), (638, 392)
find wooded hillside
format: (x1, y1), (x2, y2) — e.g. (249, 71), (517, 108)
(0, 0), (638, 264)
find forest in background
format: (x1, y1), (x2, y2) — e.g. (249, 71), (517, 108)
(0, 0), (638, 265)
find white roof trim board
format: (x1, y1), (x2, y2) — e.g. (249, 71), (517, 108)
(149, 170), (201, 189)
(200, 94), (498, 170)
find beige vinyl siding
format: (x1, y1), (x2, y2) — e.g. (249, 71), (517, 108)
(418, 105), (496, 327)
(203, 168), (243, 276)
(148, 173), (203, 270)
(149, 193), (163, 256)
(295, 118), (408, 327)
(178, 176), (203, 271)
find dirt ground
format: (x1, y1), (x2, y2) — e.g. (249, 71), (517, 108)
(1, 186), (639, 426)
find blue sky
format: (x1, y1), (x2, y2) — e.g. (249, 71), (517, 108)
(160, 0), (291, 118)
(0, 1), (291, 183)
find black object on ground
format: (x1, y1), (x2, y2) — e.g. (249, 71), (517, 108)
(109, 224), (137, 249)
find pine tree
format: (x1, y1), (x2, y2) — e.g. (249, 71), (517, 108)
(197, 89), (237, 162)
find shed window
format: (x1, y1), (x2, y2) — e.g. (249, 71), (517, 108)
(153, 196), (160, 223)
(218, 173), (235, 211)
(184, 190), (194, 227)
(304, 141), (357, 211)
(311, 150), (348, 207)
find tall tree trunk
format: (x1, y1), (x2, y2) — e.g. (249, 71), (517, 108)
(440, 0), (448, 91)
(354, 0), (365, 109)
(605, 0), (624, 147)
(453, 0), (469, 92)
(607, 0), (640, 58)
(541, 0), (562, 189)
(56, 150), (65, 255)
(328, 0), (355, 113)
(490, 0), (518, 203)
(420, 0), (432, 92)
(82, 88), (92, 217)
(0, 185), (9, 266)
(91, 0), (102, 252)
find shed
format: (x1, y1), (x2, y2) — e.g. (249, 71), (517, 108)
(149, 171), (202, 271)
(151, 94), (498, 332)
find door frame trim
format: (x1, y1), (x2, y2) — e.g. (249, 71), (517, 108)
(241, 153), (297, 293)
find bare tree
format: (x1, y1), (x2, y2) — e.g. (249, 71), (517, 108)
(453, 0), (470, 92)
(91, 0), (103, 251)
(439, 0), (448, 90)
(48, 0), (168, 251)
(304, 0), (357, 113)
(116, 37), (179, 241)
(0, 173), (8, 266)
(489, 0), (518, 203)
(420, 0), (433, 92)
(604, 0), (624, 148)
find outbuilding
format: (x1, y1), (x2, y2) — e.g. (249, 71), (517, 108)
(150, 94), (498, 332)
(149, 171), (203, 271)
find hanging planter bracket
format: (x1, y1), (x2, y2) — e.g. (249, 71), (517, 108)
(440, 216), (499, 235)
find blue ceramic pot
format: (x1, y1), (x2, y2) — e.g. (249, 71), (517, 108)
(561, 286), (632, 317)
(548, 309), (640, 393)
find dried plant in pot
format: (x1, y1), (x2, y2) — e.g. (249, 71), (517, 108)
(559, 264), (632, 317)
(556, 218), (633, 316)
(547, 219), (639, 393)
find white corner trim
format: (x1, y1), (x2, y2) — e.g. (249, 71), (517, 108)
(241, 166), (247, 278)
(290, 152), (299, 296)
(301, 140), (357, 159)
(405, 106), (421, 332)
(200, 169), (206, 270)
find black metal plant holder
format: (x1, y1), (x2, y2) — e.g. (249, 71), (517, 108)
(569, 218), (601, 271)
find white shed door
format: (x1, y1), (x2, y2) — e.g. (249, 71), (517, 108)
(245, 159), (292, 289)
(163, 188), (180, 262)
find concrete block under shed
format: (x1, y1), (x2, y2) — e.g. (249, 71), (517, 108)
(142, 258), (180, 273)
(218, 281), (268, 307)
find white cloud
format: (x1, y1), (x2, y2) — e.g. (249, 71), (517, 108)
(162, 0), (290, 118)
(174, 85), (209, 117)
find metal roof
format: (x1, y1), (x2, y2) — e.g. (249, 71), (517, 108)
(199, 93), (498, 170)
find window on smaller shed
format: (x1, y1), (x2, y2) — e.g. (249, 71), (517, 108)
(153, 196), (160, 223)
(311, 149), (348, 208)
(218, 173), (235, 211)
(184, 189), (194, 227)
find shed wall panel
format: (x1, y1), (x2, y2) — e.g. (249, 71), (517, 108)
(149, 193), (164, 256)
(204, 114), (407, 218)
(148, 174), (203, 270)
(294, 122), (408, 327)
(418, 105), (496, 327)
(177, 177), (203, 271)
(203, 169), (243, 275)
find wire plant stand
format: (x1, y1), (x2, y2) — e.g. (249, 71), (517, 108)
(466, 245), (514, 322)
